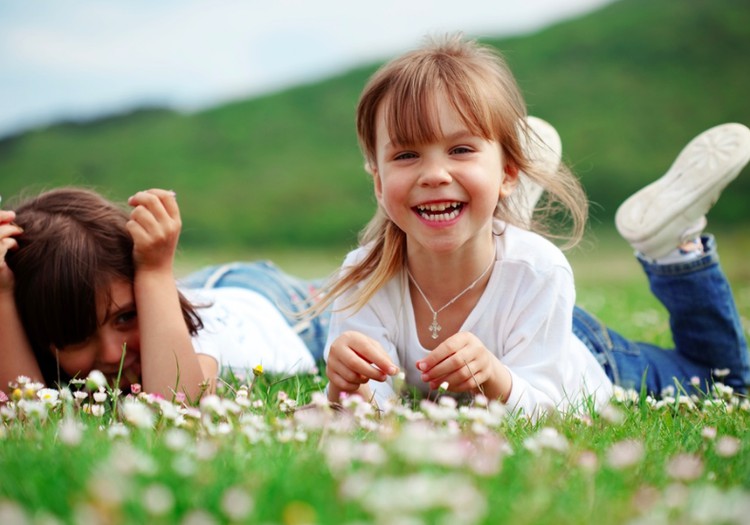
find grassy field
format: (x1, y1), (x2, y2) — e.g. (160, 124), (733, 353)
(2, 1), (750, 521)
(1, 371), (748, 525)
(3, 230), (739, 524)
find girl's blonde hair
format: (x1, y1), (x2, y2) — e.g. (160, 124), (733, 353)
(314, 34), (587, 315)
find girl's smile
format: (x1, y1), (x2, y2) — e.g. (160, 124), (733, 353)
(414, 201), (464, 223)
(371, 93), (517, 256)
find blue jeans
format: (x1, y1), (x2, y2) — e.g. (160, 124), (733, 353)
(573, 235), (750, 395)
(178, 261), (331, 361)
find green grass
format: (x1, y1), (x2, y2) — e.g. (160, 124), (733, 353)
(0, 367), (747, 524)
(2, 1), (750, 520)
(2, 233), (748, 525)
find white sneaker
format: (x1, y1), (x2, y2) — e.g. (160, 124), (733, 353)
(615, 123), (750, 259)
(513, 116), (562, 227)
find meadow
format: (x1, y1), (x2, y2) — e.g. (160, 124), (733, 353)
(1, 230), (749, 525)
(2, 1), (749, 522)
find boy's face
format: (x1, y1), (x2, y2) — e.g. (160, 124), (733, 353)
(370, 93), (518, 256)
(52, 278), (142, 389)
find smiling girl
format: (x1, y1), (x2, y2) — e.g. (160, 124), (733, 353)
(319, 35), (750, 416)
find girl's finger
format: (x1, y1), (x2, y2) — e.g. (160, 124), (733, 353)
(129, 192), (181, 242)
(334, 332), (398, 376)
(329, 359), (369, 384)
(0, 210), (17, 225)
(129, 191), (167, 221)
(0, 225), (24, 257)
(418, 348), (465, 380)
(417, 332), (476, 372)
(441, 360), (486, 391)
(128, 205), (161, 237)
(0, 222), (23, 237)
(129, 189), (179, 219)
(156, 189), (180, 221)
(125, 217), (149, 243)
(0, 236), (19, 249)
(453, 375), (486, 393)
(337, 349), (389, 382)
(327, 370), (365, 392)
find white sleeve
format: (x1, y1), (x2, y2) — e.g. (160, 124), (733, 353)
(499, 264), (583, 416)
(324, 276), (400, 408)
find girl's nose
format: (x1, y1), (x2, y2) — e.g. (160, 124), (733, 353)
(97, 336), (127, 368)
(418, 156), (452, 187)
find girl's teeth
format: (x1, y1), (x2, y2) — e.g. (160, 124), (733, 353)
(418, 202), (460, 212)
(416, 202), (462, 221)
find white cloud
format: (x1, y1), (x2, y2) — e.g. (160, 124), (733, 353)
(0, 0), (615, 137)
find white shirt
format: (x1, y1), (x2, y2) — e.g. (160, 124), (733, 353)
(324, 222), (613, 416)
(182, 287), (316, 375)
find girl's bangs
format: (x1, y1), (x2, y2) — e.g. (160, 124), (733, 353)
(382, 74), (496, 148)
(46, 264), (101, 351)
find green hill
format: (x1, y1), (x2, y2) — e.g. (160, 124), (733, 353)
(2, 0), (749, 249)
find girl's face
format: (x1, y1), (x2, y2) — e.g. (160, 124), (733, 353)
(371, 93), (517, 256)
(52, 279), (142, 389)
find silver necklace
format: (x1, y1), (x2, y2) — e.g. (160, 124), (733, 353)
(407, 257), (495, 339)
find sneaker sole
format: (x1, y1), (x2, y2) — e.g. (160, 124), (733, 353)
(615, 122), (750, 258)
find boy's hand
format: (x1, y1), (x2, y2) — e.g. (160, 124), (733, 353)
(326, 331), (399, 402)
(127, 189), (181, 274)
(415, 332), (511, 401)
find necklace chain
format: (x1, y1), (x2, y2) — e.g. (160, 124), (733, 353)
(407, 256), (495, 339)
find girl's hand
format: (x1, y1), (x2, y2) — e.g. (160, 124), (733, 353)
(0, 210), (23, 293)
(416, 332), (512, 401)
(127, 189), (181, 274)
(0, 208), (44, 390)
(326, 330), (399, 402)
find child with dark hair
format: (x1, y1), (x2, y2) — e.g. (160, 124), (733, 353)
(0, 188), (328, 398)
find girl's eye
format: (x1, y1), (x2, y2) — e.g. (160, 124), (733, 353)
(394, 151), (417, 161)
(451, 146), (473, 155)
(115, 310), (137, 325)
(58, 339), (90, 353)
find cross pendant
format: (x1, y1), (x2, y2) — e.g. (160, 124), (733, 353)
(429, 313), (441, 339)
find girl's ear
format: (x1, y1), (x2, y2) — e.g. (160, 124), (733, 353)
(370, 163), (384, 204)
(500, 163), (520, 198)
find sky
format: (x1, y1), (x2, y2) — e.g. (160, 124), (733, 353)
(0, 0), (616, 138)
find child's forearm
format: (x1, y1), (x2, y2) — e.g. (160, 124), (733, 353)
(481, 360), (513, 403)
(134, 269), (208, 401)
(0, 290), (43, 392)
